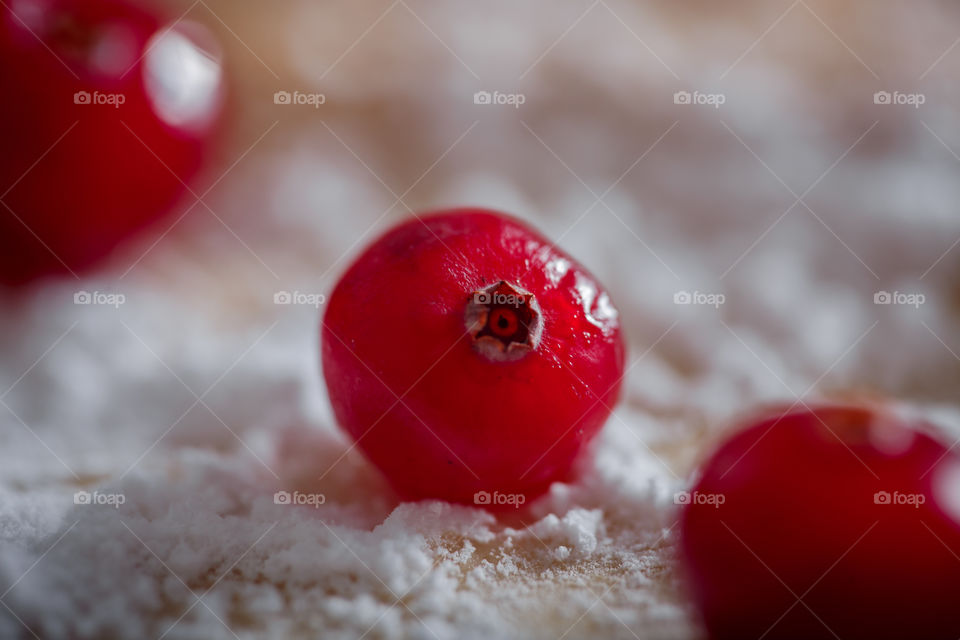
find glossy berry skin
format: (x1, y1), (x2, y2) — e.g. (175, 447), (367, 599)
(679, 404), (960, 640)
(321, 209), (626, 505)
(0, 0), (223, 286)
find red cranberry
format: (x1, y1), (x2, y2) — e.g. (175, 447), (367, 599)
(0, 0), (224, 286)
(679, 404), (960, 640)
(321, 209), (626, 505)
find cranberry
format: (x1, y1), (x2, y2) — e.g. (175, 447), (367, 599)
(0, 0), (224, 286)
(321, 209), (626, 505)
(679, 404), (960, 640)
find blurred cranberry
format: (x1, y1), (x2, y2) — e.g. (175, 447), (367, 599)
(0, 0), (224, 286)
(679, 404), (960, 640)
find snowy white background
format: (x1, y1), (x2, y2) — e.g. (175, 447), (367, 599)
(2, 0), (960, 638)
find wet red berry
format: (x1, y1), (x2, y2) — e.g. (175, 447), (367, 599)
(679, 404), (960, 640)
(321, 209), (626, 505)
(0, 0), (224, 286)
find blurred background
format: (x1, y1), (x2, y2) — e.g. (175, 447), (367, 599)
(2, 0), (960, 638)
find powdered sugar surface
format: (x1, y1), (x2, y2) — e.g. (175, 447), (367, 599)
(2, 0), (960, 638)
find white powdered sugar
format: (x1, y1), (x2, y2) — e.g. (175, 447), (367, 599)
(1, 1), (959, 638)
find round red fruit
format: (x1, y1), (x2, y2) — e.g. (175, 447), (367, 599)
(679, 404), (960, 640)
(0, 0), (224, 286)
(321, 209), (626, 505)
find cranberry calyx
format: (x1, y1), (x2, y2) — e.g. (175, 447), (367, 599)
(465, 281), (542, 361)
